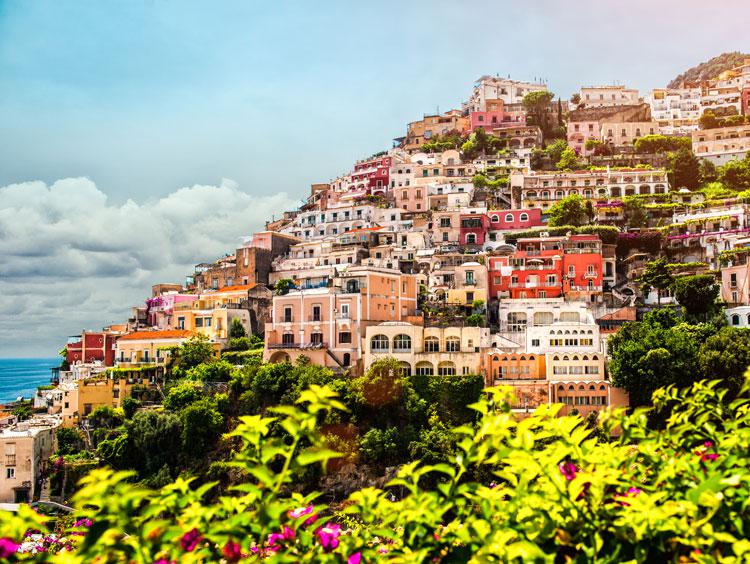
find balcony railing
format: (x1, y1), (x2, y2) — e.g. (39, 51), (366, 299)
(6, 454), (16, 466)
(569, 285), (603, 292)
(268, 342), (328, 350)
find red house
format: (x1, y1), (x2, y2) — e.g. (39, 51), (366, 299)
(460, 212), (490, 246)
(66, 331), (117, 366)
(488, 237), (565, 300)
(352, 156), (392, 195)
(562, 235), (604, 302)
(488, 234), (605, 302)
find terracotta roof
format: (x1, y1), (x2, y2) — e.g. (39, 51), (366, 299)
(119, 330), (194, 341)
(347, 226), (386, 234)
(215, 284), (257, 293)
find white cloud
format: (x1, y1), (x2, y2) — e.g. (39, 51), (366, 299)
(0, 177), (297, 356)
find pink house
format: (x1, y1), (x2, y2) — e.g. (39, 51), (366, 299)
(488, 208), (544, 231)
(567, 120), (600, 155)
(469, 111), (525, 133)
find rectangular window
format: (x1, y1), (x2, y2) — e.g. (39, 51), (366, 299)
(312, 305), (321, 322)
(195, 318), (204, 328)
(282, 333), (294, 345)
(6, 468), (15, 479)
(284, 307), (293, 323)
(339, 332), (352, 344)
(531, 339), (540, 347)
(340, 304), (350, 319)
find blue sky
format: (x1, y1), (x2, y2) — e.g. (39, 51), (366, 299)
(2, 0), (749, 201)
(1, 0), (749, 356)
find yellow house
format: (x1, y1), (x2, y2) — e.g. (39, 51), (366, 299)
(172, 285), (254, 342)
(114, 329), (194, 367)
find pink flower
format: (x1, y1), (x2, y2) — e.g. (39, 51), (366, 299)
(180, 528), (202, 552)
(378, 546), (389, 554)
(289, 504), (314, 519)
(316, 523), (342, 552)
(558, 461), (578, 481)
(267, 532), (284, 547)
(0, 538), (20, 558)
(282, 526), (295, 541)
(73, 518), (93, 528)
(222, 540), (243, 562)
(627, 487), (642, 496)
(348, 552), (362, 564)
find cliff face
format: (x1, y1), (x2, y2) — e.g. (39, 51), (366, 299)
(668, 52), (750, 88)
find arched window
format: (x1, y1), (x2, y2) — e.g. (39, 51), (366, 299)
(555, 190), (564, 199)
(519, 213), (529, 221)
(732, 314), (740, 326)
(558, 385), (564, 391)
(400, 362), (412, 376)
(445, 337), (460, 352)
(492, 355), (499, 362)
(438, 361), (456, 376)
(505, 213), (514, 222)
(578, 385), (585, 391)
(491, 215), (499, 222)
(589, 385), (596, 391)
(425, 336), (440, 352)
(568, 385), (574, 391)
(466, 233), (477, 244)
(415, 361), (434, 376)
(599, 385), (606, 391)
(528, 355), (535, 360)
(520, 355), (526, 361)
(371, 334), (389, 351)
(393, 334), (412, 352)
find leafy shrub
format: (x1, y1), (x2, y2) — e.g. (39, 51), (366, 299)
(3, 379), (749, 561)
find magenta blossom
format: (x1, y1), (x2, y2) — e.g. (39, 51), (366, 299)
(180, 528), (202, 552)
(316, 523), (342, 552)
(222, 540), (243, 562)
(558, 461), (578, 481)
(74, 518), (93, 528)
(0, 538), (20, 558)
(348, 552), (362, 564)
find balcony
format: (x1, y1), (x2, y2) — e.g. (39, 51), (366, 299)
(6, 454), (16, 466)
(268, 342), (328, 350)
(569, 285), (603, 292)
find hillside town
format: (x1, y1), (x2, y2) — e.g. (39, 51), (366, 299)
(5, 58), (750, 505)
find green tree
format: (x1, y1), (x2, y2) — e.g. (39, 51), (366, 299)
(544, 139), (568, 164)
(698, 327), (750, 398)
(699, 110), (720, 129)
(186, 359), (235, 382)
(226, 336), (251, 351)
(88, 406), (123, 429)
(274, 278), (295, 295)
(672, 274), (720, 321)
(522, 90), (555, 139)
(124, 410), (183, 477)
(718, 156), (750, 191)
(546, 194), (590, 227)
(633, 135), (691, 154)
(170, 334), (215, 372)
(608, 310), (707, 408)
(699, 159), (718, 184)
(667, 147), (701, 190)
(121, 397), (141, 420)
(229, 317), (246, 339)
(164, 380), (205, 411)
(56, 427), (83, 455)
(555, 147), (580, 170)
(180, 399), (224, 459)
(624, 199), (648, 228)
(637, 257), (675, 305)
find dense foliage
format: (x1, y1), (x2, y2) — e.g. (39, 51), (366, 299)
(2, 376), (750, 561)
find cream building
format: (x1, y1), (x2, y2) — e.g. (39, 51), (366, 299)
(580, 86), (640, 108)
(0, 415), (59, 503)
(692, 124), (750, 165)
(363, 322), (491, 376)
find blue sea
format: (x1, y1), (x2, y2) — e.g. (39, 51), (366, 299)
(0, 358), (59, 404)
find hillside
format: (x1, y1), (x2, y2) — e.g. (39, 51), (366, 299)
(667, 51), (750, 87)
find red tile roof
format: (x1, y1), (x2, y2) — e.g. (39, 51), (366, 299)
(119, 330), (194, 341)
(214, 284), (257, 293)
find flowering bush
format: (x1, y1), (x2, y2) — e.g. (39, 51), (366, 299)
(1, 379), (749, 562)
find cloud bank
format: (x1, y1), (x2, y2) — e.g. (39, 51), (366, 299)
(0, 177), (298, 357)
